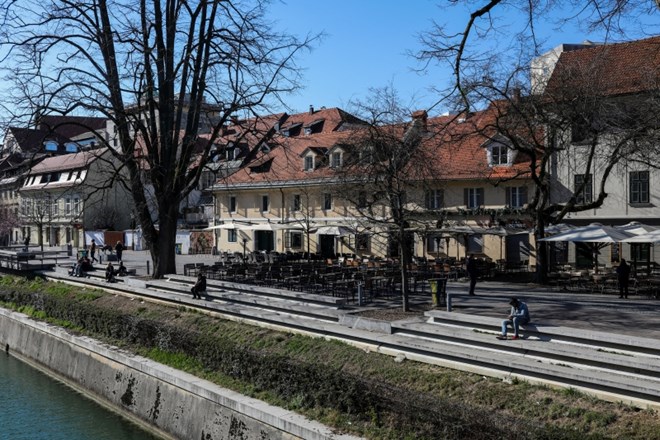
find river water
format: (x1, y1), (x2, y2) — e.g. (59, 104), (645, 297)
(0, 352), (161, 440)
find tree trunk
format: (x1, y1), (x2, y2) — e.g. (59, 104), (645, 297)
(150, 205), (178, 278)
(398, 228), (410, 312)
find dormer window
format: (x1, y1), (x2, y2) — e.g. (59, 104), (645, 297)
(304, 155), (314, 171)
(260, 143), (271, 153)
(330, 152), (342, 168)
(490, 144), (509, 166)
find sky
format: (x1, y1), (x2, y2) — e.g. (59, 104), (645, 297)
(267, 0), (659, 116)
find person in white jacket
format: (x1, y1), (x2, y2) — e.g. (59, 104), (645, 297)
(497, 297), (530, 340)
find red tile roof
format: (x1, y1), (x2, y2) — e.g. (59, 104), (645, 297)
(545, 36), (660, 98)
(224, 106), (535, 188)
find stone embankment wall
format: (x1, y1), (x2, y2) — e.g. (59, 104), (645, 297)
(0, 308), (357, 440)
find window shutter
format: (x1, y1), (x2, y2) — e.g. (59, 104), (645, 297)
(521, 186), (528, 205)
(285, 232), (291, 248)
(425, 191), (431, 209)
(505, 188), (511, 207)
(463, 188), (469, 206)
(478, 188), (484, 207)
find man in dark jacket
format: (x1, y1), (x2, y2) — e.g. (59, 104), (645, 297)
(115, 241), (124, 261)
(616, 259), (631, 299)
(191, 272), (207, 299)
(466, 254), (478, 296)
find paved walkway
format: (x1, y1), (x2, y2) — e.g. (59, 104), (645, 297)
(68, 250), (660, 340)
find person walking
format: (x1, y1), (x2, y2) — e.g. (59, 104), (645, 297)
(497, 297), (531, 340)
(90, 239), (98, 263)
(466, 254), (478, 296)
(115, 241), (124, 262)
(616, 259), (631, 299)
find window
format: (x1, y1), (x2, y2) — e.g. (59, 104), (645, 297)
(629, 171), (650, 204)
(73, 198), (80, 215)
(507, 186), (528, 208)
(356, 233), (370, 251)
(631, 243), (650, 262)
(426, 235), (444, 253)
(330, 152), (342, 168)
(490, 144), (508, 165)
(571, 118), (592, 144)
(228, 229), (237, 243)
(261, 195), (269, 212)
(292, 194), (301, 212)
(65, 198), (71, 215)
(464, 188), (484, 209)
(304, 155), (314, 171)
(425, 189), (444, 210)
(574, 174), (593, 204)
(467, 234), (484, 254)
(285, 231), (303, 249)
(357, 191), (367, 209)
(229, 196), (237, 213)
(323, 193), (332, 210)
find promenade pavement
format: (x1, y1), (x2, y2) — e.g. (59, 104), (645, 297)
(79, 249), (660, 341)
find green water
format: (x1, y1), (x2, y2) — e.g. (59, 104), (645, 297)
(0, 352), (161, 440)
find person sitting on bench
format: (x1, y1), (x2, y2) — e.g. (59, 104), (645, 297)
(497, 297), (530, 340)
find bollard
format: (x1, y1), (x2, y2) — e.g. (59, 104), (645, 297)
(357, 283), (363, 306)
(147, 261), (150, 275)
(447, 293), (452, 312)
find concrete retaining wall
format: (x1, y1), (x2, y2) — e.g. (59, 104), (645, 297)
(0, 308), (359, 440)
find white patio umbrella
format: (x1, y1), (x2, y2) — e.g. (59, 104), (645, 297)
(621, 229), (660, 244)
(616, 221), (658, 236)
(203, 221), (252, 230)
(543, 223), (577, 235)
(238, 222), (308, 233)
(539, 223), (636, 273)
(315, 225), (355, 236)
(538, 223), (634, 243)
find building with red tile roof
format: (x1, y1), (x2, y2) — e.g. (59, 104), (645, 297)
(211, 104), (536, 262)
(530, 36), (660, 270)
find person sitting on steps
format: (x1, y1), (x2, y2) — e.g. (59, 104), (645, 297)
(105, 262), (116, 282)
(191, 271), (207, 299)
(497, 297), (530, 340)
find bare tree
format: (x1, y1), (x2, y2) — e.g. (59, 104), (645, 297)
(435, 47), (660, 281)
(416, 2), (660, 282)
(415, 1), (659, 111)
(0, 209), (20, 246)
(0, 0), (316, 277)
(335, 87), (449, 311)
(18, 195), (52, 251)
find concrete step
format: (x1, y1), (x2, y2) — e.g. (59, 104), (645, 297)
(425, 309), (660, 356)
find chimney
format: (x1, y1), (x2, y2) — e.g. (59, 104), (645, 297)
(309, 105), (314, 115)
(411, 110), (428, 131)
